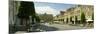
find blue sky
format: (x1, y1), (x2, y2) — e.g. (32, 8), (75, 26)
(34, 2), (76, 16)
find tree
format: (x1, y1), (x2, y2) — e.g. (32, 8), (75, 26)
(38, 13), (53, 23)
(70, 17), (72, 22)
(35, 16), (40, 23)
(17, 1), (40, 30)
(66, 18), (68, 23)
(92, 13), (94, 20)
(75, 16), (78, 24)
(80, 11), (86, 24)
(70, 16), (73, 24)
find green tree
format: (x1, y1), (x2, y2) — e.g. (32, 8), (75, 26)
(80, 11), (86, 24)
(70, 17), (72, 21)
(17, 1), (40, 30)
(70, 16), (73, 24)
(38, 13), (53, 23)
(75, 16), (78, 24)
(92, 13), (94, 20)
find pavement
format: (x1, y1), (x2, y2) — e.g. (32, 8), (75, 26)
(13, 23), (93, 34)
(41, 23), (92, 31)
(15, 31), (27, 34)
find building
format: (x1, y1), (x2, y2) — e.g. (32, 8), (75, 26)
(53, 5), (94, 24)
(9, 0), (21, 25)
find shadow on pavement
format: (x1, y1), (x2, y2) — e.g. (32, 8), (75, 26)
(38, 24), (59, 31)
(9, 24), (59, 34)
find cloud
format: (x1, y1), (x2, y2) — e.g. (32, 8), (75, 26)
(35, 6), (60, 16)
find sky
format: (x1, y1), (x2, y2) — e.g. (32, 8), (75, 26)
(34, 2), (76, 16)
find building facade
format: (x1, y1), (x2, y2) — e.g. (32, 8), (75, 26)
(53, 5), (94, 24)
(9, 0), (21, 25)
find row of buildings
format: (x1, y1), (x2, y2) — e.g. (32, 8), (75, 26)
(53, 5), (94, 24)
